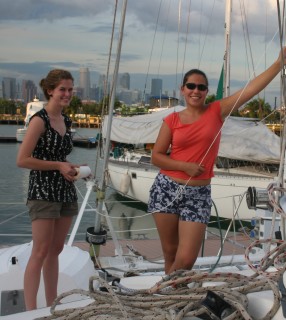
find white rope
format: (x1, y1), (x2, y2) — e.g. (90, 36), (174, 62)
(0, 209), (28, 226)
(34, 267), (283, 320)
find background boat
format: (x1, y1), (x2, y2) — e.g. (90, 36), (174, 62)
(103, 108), (280, 220)
(16, 98), (76, 142)
(16, 98), (47, 142)
(101, 0), (282, 222)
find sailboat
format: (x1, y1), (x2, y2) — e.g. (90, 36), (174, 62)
(2, 0), (286, 319)
(104, 109), (280, 221)
(104, 0), (281, 222)
(16, 98), (47, 142)
(16, 97), (76, 142)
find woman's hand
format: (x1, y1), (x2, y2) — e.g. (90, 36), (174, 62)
(58, 162), (78, 181)
(278, 46), (286, 64)
(183, 162), (205, 178)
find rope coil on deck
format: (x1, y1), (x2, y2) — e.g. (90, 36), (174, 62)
(34, 183), (286, 320)
(35, 261), (285, 320)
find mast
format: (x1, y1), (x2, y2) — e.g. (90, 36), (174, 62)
(67, 0), (128, 248)
(277, 0), (286, 186)
(94, 0), (128, 231)
(223, 0), (232, 98)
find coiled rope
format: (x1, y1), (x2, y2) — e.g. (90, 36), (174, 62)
(35, 258), (285, 320)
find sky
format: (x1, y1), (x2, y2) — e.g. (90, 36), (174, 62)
(0, 0), (284, 106)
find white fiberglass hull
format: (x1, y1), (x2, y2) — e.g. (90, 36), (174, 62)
(0, 242), (96, 317)
(107, 160), (275, 220)
(16, 128), (76, 142)
(16, 128), (27, 142)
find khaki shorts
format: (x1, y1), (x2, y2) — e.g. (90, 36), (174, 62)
(27, 200), (78, 221)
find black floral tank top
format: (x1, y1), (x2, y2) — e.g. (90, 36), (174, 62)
(27, 109), (77, 202)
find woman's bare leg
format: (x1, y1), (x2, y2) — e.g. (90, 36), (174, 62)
(153, 213), (179, 274)
(24, 219), (55, 310)
(168, 221), (206, 274)
(43, 216), (73, 306)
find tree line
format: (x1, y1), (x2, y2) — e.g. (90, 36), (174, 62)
(0, 95), (281, 123)
(206, 94), (281, 122)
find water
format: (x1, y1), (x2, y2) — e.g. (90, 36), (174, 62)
(0, 125), (156, 246)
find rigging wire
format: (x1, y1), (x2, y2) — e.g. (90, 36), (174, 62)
(239, 0), (266, 117)
(198, 0), (203, 64)
(156, 0), (171, 78)
(142, 0), (163, 105)
(276, 0), (286, 185)
(103, 0), (118, 115)
(197, 0), (217, 69)
(93, 0), (119, 177)
(175, 0), (182, 96)
(239, 0), (256, 77)
(264, 1), (269, 102)
(276, 0), (286, 242)
(239, 0), (256, 78)
(180, 0), (192, 84)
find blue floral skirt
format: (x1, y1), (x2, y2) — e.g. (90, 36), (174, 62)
(147, 173), (212, 224)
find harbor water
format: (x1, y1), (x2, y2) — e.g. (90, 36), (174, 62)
(0, 124), (157, 246)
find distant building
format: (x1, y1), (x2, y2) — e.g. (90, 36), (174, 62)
(22, 80), (37, 103)
(79, 67), (91, 100)
(97, 74), (109, 101)
(89, 85), (97, 101)
(149, 95), (178, 108)
(2, 77), (17, 100)
(119, 73), (130, 90)
(73, 87), (84, 99)
(151, 78), (162, 96)
(118, 89), (141, 105)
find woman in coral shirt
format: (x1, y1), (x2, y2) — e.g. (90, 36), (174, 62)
(148, 48), (286, 274)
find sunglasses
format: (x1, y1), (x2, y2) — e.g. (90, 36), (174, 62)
(185, 83), (208, 91)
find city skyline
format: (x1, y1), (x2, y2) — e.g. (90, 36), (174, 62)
(0, 1), (283, 107)
(1, 66), (282, 107)
(1, 68), (182, 105)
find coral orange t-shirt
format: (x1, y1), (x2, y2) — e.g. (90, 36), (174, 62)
(160, 101), (223, 180)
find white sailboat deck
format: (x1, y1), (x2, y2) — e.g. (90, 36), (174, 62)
(74, 231), (253, 261)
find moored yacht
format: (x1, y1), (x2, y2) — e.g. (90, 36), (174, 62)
(16, 97), (76, 142)
(16, 98), (47, 142)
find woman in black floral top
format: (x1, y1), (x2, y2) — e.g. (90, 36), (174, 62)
(17, 69), (79, 310)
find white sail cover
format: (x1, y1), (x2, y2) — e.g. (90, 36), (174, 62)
(102, 106), (280, 163)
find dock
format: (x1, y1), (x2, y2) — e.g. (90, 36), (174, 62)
(72, 137), (98, 148)
(0, 119), (24, 125)
(0, 136), (97, 148)
(0, 136), (17, 143)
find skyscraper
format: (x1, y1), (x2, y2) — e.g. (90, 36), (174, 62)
(22, 80), (37, 103)
(119, 73), (130, 90)
(79, 67), (91, 100)
(2, 77), (17, 99)
(97, 74), (109, 101)
(151, 78), (162, 96)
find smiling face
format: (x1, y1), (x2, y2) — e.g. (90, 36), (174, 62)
(48, 79), (74, 108)
(181, 73), (209, 108)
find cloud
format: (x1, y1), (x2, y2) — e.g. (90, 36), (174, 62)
(0, 61), (83, 85)
(0, 0), (114, 21)
(0, 0), (284, 106)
